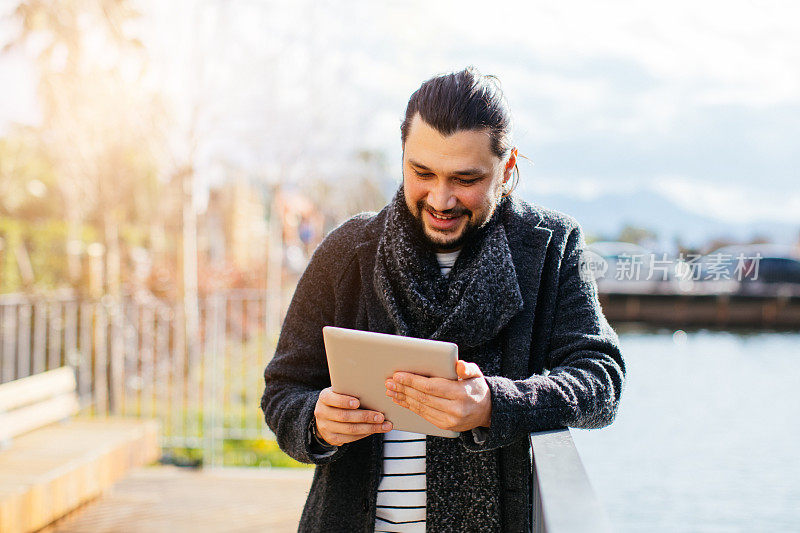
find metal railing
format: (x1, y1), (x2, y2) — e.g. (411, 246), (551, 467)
(0, 289), (285, 467)
(530, 429), (612, 533)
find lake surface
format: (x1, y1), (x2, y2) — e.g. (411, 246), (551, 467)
(571, 328), (800, 532)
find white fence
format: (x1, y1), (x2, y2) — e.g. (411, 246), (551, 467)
(0, 289), (286, 467)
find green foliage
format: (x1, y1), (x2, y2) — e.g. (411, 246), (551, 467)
(0, 215), (170, 293)
(0, 218), (23, 290)
(0, 217), (100, 292)
(223, 438), (311, 468)
(161, 447), (204, 468)
(616, 223), (658, 245)
(163, 439), (311, 469)
(0, 131), (61, 221)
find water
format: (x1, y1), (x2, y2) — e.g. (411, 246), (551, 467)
(571, 328), (800, 533)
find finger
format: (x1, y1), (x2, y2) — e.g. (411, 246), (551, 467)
(322, 419), (393, 436)
(390, 372), (457, 399)
(325, 430), (387, 446)
(322, 405), (386, 424)
(319, 388), (361, 409)
(315, 416), (391, 446)
(386, 384), (453, 414)
(456, 360), (483, 380)
(391, 393), (452, 429)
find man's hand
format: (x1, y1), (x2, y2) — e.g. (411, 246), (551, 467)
(313, 387), (393, 447)
(385, 360), (492, 433)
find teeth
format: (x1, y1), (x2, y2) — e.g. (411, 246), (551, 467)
(430, 211), (456, 220)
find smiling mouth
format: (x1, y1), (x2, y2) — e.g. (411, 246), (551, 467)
(428, 209), (461, 221)
(423, 207), (467, 235)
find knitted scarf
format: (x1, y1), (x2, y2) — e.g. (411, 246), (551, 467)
(373, 187), (524, 532)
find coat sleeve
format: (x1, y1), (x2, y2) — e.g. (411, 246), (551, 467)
(259, 226), (357, 465)
(459, 222), (626, 452)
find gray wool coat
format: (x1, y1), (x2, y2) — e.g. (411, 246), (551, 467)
(260, 196), (625, 532)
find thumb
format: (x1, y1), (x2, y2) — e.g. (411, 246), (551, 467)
(456, 360), (483, 380)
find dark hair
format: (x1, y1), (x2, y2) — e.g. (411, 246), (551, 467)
(400, 66), (519, 193)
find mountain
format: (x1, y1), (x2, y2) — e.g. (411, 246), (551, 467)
(518, 187), (800, 251)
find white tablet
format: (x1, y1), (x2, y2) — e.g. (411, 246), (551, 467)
(322, 326), (460, 438)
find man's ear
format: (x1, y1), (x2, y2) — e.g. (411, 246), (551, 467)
(503, 148), (518, 182)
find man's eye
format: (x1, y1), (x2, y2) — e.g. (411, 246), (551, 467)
(414, 170), (434, 178)
(456, 178), (479, 185)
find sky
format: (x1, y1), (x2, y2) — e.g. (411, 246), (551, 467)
(1, 0), (799, 237)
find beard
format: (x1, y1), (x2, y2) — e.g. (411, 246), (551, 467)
(409, 194), (501, 252)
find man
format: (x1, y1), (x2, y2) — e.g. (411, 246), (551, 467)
(260, 66), (625, 532)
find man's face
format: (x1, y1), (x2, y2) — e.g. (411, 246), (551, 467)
(402, 113), (515, 252)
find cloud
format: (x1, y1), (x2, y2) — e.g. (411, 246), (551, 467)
(653, 175), (800, 224)
(433, 0), (800, 107)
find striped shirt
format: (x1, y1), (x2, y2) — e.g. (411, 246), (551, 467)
(373, 250), (461, 532)
(374, 430), (427, 531)
(435, 250), (460, 276)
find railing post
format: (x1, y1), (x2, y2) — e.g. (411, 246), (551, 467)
(109, 299), (125, 415)
(17, 303), (31, 378)
(78, 301), (93, 410)
(203, 294), (222, 468)
(94, 300), (108, 415)
(1, 305), (15, 382)
(32, 301), (46, 375)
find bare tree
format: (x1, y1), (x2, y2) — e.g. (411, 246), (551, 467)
(3, 0), (164, 297)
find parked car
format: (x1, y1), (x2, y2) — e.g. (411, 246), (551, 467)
(687, 244), (800, 295)
(750, 257), (800, 284)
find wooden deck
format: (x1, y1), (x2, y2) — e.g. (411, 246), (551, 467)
(42, 465), (314, 533)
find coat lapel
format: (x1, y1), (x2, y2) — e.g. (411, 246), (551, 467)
(502, 200), (552, 379)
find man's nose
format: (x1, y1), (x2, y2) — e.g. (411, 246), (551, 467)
(427, 181), (457, 212)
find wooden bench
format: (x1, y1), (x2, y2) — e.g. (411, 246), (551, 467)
(0, 367), (160, 533)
